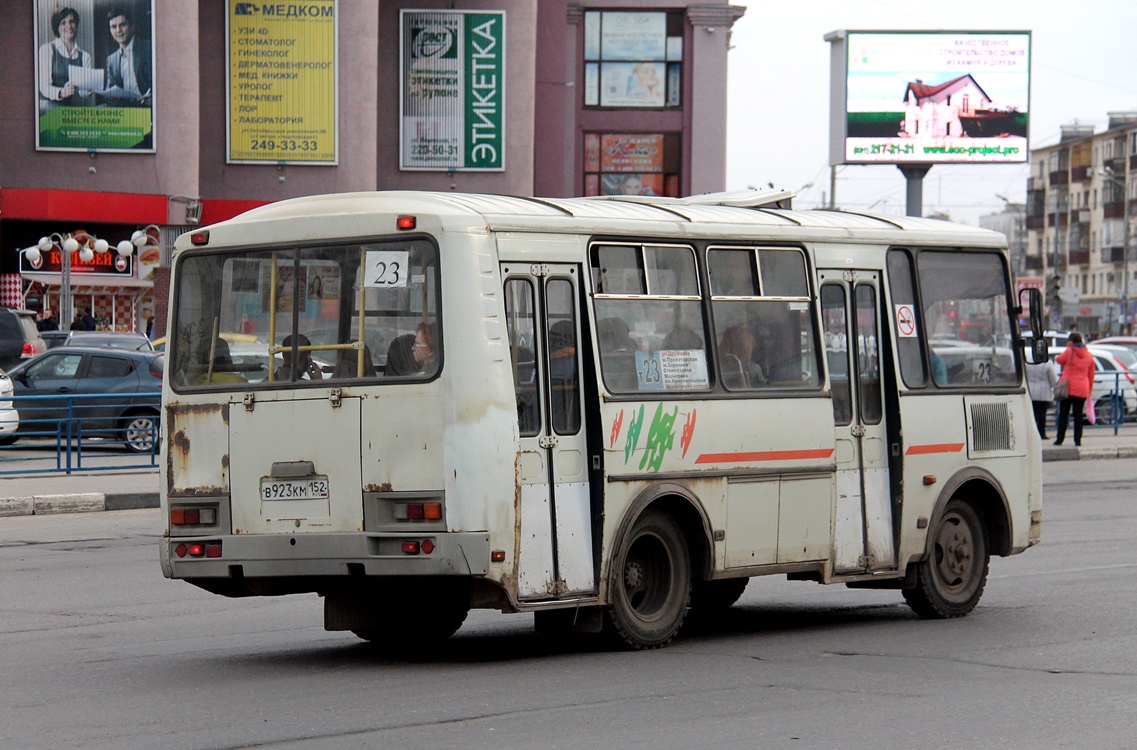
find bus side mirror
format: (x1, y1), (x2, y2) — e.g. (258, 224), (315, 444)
(1020, 287), (1045, 340)
(1031, 337), (1049, 363)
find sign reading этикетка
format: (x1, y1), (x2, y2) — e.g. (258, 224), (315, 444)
(400, 10), (505, 171)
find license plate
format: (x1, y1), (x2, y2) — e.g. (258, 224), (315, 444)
(260, 476), (330, 501)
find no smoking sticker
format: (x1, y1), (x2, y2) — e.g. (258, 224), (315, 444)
(895, 304), (917, 338)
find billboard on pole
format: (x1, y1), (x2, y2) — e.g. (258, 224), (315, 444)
(827, 30), (1031, 165)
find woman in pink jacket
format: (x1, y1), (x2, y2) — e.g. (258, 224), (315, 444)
(1054, 332), (1096, 446)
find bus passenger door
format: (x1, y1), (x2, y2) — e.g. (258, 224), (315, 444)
(503, 265), (595, 601)
(820, 271), (896, 574)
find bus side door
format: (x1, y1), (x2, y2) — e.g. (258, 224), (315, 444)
(819, 270), (896, 573)
(503, 265), (595, 600)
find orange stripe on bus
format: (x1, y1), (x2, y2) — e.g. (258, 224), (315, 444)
(694, 448), (835, 464)
(905, 443), (965, 455)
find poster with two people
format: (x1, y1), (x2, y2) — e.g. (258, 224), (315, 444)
(34, 0), (154, 151)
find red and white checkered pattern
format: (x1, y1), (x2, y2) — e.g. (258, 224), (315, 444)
(0, 274), (22, 308)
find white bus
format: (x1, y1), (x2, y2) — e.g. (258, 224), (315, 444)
(160, 189), (1046, 649)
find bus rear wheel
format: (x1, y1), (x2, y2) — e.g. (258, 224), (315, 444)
(903, 499), (989, 619)
(607, 511), (691, 649)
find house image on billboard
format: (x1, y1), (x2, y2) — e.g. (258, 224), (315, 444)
(902, 74), (1024, 139)
(903, 75), (988, 137)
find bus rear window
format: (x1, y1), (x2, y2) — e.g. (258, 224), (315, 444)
(170, 239), (440, 389)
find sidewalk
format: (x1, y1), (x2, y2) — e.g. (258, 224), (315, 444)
(0, 468), (159, 517)
(1, 424), (1135, 517)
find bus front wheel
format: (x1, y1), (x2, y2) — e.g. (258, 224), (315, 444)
(607, 510), (691, 649)
(903, 499), (989, 619)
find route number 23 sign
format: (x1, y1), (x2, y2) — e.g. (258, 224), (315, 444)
(364, 251), (410, 288)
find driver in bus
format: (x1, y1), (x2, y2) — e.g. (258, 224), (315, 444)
(275, 333), (323, 381)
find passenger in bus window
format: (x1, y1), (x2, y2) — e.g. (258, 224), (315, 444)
(661, 325), (703, 351)
(413, 323), (439, 376)
(720, 324), (765, 389)
(597, 317), (639, 391)
(193, 339), (246, 385)
(275, 333), (323, 381)
(334, 345), (376, 379)
(385, 334), (417, 376)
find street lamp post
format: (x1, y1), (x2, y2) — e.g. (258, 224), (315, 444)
(22, 232), (133, 330)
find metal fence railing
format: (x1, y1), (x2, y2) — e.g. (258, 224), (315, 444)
(1048, 371), (1136, 436)
(0, 392), (160, 475)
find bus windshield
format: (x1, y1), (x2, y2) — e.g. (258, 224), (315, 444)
(168, 238), (440, 389)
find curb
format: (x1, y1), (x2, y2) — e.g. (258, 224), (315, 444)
(0, 492), (159, 517)
(1042, 445), (1137, 462)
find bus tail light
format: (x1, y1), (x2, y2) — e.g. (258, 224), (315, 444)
(395, 502), (442, 521)
(171, 507), (217, 526)
(174, 541), (222, 558)
(400, 539), (434, 555)
(396, 215), (417, 230)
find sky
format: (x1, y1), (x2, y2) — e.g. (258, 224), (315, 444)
(724, 0), (1137, 226)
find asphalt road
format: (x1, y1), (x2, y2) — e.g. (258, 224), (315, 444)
(3, 459), (1136, 750)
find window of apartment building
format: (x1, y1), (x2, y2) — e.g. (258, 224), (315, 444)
(584, 133), (681, 197)
(583, 11), (683, 108)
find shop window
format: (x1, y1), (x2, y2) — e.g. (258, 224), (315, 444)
(583, 11), (683, 108)
(583, 133), (680, 197)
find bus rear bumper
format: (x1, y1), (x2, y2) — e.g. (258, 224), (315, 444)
(160, 531), (491, 581)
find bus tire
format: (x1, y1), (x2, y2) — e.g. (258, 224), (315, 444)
(607, 510), (691, 649)
(903, 499), (989, 619)
(691, 577), (749, 610)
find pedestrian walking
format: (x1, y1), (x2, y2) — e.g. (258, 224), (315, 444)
(1054, 332), (1095, 446)
(1026, 358), (1059, 439)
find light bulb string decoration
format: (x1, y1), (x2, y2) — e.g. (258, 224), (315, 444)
(21, 229), (137, 265)
(19, 229), (137, 330)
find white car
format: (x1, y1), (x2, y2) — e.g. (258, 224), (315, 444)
(1056, 344), (1137, 423)
(0, 368), (20, 442)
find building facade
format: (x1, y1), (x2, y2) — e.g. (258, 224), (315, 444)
(1024, 113), (1137, 335)
(0, 0), (745, 335)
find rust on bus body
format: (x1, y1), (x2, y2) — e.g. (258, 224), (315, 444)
(165, 400), (228, 497)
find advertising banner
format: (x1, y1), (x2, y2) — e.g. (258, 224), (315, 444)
(34, 0), (155, 152)
(226, 0), (337, 164)
(838, 31), (1030, 165)
(400, 10), (505, 171)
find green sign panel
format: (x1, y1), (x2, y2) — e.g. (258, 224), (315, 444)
(400, 10), (505, 171)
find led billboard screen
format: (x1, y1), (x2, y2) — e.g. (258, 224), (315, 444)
(828, 30), (1030, 165)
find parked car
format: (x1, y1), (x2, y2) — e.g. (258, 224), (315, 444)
(41, 330), (154, 351)
(1055, 344), (1137, 423)
(0, 368), (20, 444)
(6, 347), (163, 453)
(1022, 329), (1071, 353)
(1093, 336), (1137, 358)
(0, 308), (47, 370)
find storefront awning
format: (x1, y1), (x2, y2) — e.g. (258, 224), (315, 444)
(23, 272), (154, 292)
